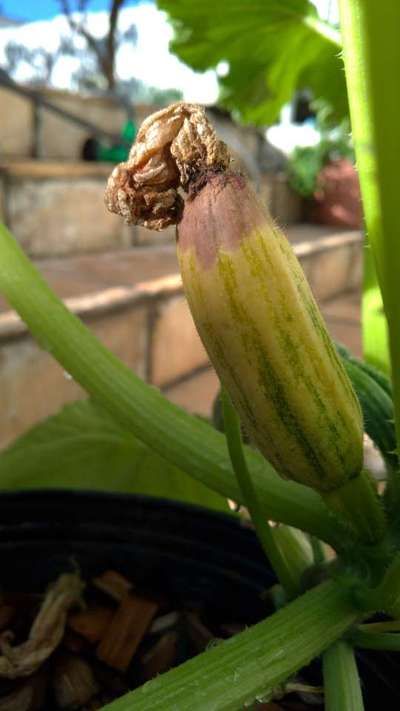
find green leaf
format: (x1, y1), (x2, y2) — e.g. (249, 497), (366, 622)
(337, 345), (397, 471)
(0, 400), (228, 513)
(287, 145), (325, 197)
(158, 0), (346, 124)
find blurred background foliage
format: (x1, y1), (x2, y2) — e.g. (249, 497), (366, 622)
(287, 116), (353, 197)
(158, 0), (347, 125)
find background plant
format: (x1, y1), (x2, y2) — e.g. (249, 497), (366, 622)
(287, 117), (354, 198)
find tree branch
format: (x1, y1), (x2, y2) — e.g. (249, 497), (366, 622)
(59, 0), (117, 88)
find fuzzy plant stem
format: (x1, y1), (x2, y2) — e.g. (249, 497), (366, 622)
(338, 0), (400, 498)
(323, 641), (364, 711)
(353, 553), (400, 618)
(221, 389), (302, 598)
(101, 580), (360, 711)
(350, 629), (400, 652)
(322, 469), (386, 546)
(358, 619), (400, 633)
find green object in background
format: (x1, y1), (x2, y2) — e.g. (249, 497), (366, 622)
(287, 118), (354, 198)
(97, 119), (137, 162)
(121, 119), (136, 143)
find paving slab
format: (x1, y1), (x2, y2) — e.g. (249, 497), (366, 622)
(0, 224), (360, 314)
(322, 291), (361, 357)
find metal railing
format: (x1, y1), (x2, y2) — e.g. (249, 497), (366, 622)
(0, 68), (130, 158)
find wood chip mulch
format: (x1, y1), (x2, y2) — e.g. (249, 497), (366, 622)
(0, 570), (323, 710)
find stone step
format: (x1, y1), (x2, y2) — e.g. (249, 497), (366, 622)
(0, 160), (140, 256)
(0, 226), (362, 447)
(0, 159), (303, 257)
(0, 223), (361, 314)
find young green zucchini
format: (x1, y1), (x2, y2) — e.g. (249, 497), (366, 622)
(105, 102), (364, 496)
(177, 171), (363, 493)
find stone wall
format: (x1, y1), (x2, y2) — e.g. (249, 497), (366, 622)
(0, 89), (33, 158)
(0, 85), (155, 161)
(0, 162), (133, 256)
(40, 90), (126, 161)
(0, 229), (362, 447)
(0, 161), (302, 257)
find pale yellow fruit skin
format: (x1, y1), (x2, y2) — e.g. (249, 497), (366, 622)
(177, 174), (363, 492)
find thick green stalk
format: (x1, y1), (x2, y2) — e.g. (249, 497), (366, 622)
(358, 619), (400, 633)
(102, 580), (359, 711)
(0, 222), (342, 546)
(362, 249), (389, 374)
(353, 554), (400, 617)
(323, 641), (364, 711)
(221, 389), (301, 598)
(338, 0), (400, 459)
(271, 526), (314, 591)
(350, 629), (400, 652)
(322, 470), (386, 545)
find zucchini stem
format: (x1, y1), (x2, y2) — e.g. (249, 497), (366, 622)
(221, 388), (302, 598)
(322, 469), (386, 545)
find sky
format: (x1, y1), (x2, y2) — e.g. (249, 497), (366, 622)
(2, 0), (141, 23)
(3, 0), (339, 26)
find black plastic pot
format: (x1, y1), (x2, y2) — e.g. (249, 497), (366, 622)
(0, 490), (398, 709)
(0, 490), (274, 625)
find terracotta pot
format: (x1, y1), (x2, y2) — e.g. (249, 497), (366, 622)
(308, 158), (363, 229)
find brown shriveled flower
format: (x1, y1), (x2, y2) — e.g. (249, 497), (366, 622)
(0, 574), (83, 679)
(105, 102), (230, 230)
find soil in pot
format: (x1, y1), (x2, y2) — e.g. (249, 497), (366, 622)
(0, 567), (323, 710)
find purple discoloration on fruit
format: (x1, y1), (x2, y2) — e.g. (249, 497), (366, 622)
(177, 171), (267, 269)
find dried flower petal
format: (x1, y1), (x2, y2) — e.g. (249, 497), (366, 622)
(105, 102), (230, 230)
(0, 574), (83, 679)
